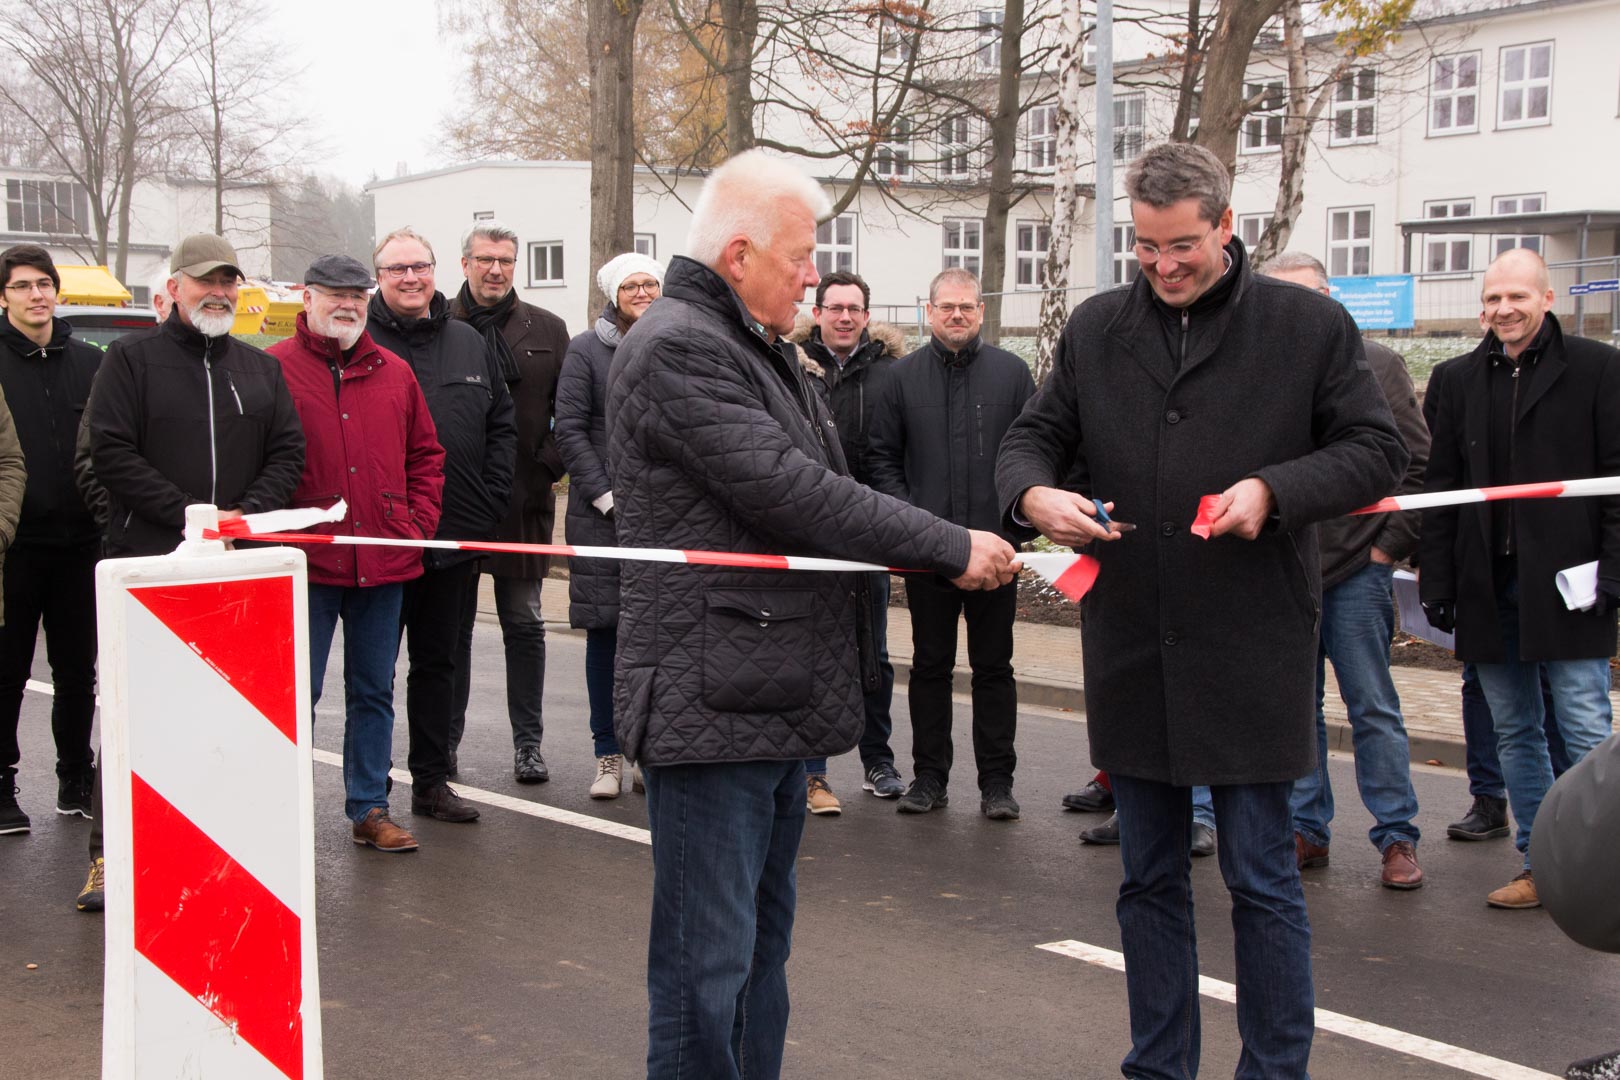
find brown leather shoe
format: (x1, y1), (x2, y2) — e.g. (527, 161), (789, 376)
(1295, 832), (1330, 869)
(1486, 870), (1539, 909)
(353, 808), (419, 853)
(1379, 840), (1423, 889)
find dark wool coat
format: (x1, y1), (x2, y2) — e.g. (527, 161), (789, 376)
(555, 306), (621, 630)
(606, 256), (971, 766)
(1419, 314), (1620, 662)
(996, 243), (1407, 786)
(86, 314), (305, 558)
(269, 314), (445, 588)
(450, 295), (569, 579)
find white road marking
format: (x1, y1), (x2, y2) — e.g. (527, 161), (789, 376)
(1036, 940), (1560, 1080)
(309, 748), (652, 846)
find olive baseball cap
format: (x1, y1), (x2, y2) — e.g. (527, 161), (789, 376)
(170, 233), (243, 278)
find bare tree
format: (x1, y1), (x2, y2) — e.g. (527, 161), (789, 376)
(272, 174), (375, 280)
(587, 0), (648, 321)
(1034, 0), (1087, 385)
(0, 0), (189, 279)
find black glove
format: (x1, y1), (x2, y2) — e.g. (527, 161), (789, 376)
(1422, 601), (1456, 634)
(1593, 582), (1620, 616)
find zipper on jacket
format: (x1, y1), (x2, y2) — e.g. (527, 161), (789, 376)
(203, 339), (218, 504)
(1180, 309), (1190, 369)
(227, 372), (244, 414)
(1506, 361), (1522, 556)
(975, 403), (985, 457)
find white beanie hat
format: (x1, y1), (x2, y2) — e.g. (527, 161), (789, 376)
(597, 252), (665, 300)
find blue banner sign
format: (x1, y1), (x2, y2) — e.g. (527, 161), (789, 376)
(1569, 279), (1619, 296)
(1327, 275), (1415, 331)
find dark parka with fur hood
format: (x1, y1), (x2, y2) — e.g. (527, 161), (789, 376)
(606, 256), (971, 766)
(787, 316), (904, 485)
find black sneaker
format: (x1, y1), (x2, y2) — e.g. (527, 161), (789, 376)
(514, 746), (549, 784)
(57, 772), (93, 818)
(411, 782), (481, 823)
(1080, 812), (1121, 845)
(980, 785), (1021, 821)
(1447, 794), (1509, 841)
(0, 771), (28, 835)
(862, 761), (905, 799)
(896, 776), (948, 814)
(76, 857), (105, 912)
(1061, 780), (1115, 813)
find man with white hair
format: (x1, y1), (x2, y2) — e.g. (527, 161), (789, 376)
(268, 255), (445, 852)
(608, 149), (1018, 1079)
(149, 271), (172, 323)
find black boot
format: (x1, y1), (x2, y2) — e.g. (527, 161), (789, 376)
(0, 768), (30, 835)
(1447, 794), (1509, 841)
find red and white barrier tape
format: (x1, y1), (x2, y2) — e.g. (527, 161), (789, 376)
(208, 504), (1105, 602)
(1192, 475), (1620, 540)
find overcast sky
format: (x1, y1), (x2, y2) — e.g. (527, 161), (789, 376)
(265, 0), (466, 188)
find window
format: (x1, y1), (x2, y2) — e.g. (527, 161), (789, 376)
(1498, 42), (1553, 128)
(816, 214), (857, 276)
(1025, 105), (1056, 171)
(1111, 224), (1138, 285)
(1241, 81), (1284, 154)
(634, 233), (656, 258)
(939, 116), (975, 178)
(472, 210), (495, 221)
(1492, 193), (1545, 257)
(1114, 93), (1146, 164)
(943, 218), (983, 277)
(1331, 69), (1377, 146)
(878, 13), (915, 64)
(1422, 199), (1474, 275)
(1082, 18), (1097, 67)
(528, 241), (564, 286)
(5, 179), (90, 235)
(1237, 213), (1272, 251)
(1014, 220), (1051, 288)
(875, 116), (913, 179)
(976, 9), (1002, 71)
(1327, 206), (1373, 277)
(1429, 52), (1480, 136)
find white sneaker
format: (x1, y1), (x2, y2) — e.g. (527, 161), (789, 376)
(590, 754), (624, 799)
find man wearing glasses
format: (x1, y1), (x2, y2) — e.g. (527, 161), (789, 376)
(448, 223), (570, 786)
(868, 267), (1035, 821)
(997, 142), (1405, 1076)
(366, 228), (516, 826)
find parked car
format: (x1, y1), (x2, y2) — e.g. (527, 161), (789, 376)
(57, 306), (159, 351)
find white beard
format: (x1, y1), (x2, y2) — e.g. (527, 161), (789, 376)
(312, 311), (364, 350)
(188, 301), (236, 338)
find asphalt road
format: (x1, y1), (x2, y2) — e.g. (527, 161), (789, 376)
(2, 619), (1616, 1079)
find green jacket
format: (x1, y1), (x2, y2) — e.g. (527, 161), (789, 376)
(0, 384), (29, 623)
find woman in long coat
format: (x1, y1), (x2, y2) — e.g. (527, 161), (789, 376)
(554, 252), (663, 798)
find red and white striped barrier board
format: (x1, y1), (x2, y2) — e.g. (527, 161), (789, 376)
(98, 511), (321, 1080)
(211, 504), (1105, 602)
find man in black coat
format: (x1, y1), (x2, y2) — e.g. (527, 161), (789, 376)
(868, 267), (1035, 820)
(609, 149), (1016, 1079)
(448, 222), (569, 786)
(367, 227), (517, 826)
(1419, 247), (1620, 912)
(997, 143), (1406, 1077)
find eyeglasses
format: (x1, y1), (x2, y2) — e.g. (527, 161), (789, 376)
(376, 262), (435, 279)
(619, 281), (660, 295)
(931, 302), (981, 315)
(4, 278), (56, 296)
(820, 304), (866, 316)
(1133, 227), (1215, 264)
(469, 256), (516, 270)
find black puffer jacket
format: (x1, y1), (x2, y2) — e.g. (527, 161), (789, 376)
(555, 305), (621, 629)
(85, 313), (305, 557)
(868, 336), (1035, 541)
(0, 318), (102, 548)
(606, 256), (971, 766)
(368, 291), (517, 569)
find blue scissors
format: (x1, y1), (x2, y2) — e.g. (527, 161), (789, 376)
(1092, 498), (1136, 534)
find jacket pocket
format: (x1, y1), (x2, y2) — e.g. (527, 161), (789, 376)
(702, 587), (816, 713)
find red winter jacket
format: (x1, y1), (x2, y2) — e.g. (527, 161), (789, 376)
(269, 314), (445, 587)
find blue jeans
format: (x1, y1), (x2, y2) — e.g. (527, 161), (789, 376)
(1472, 575), (1613, 868)
(645, 759), (805, 1079)
(1191, 786), (1214, 828)
(1112, 775), (1314, 1080)
(1460, 663), (1570, 798)
(585, 626), (620, 757)
(309, 583), (404, 823)
(1292, 561), (1419, 852)
(807, 573), (896, 775)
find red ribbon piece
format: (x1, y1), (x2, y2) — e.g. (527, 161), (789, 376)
(1047, 554), (1102, 602)
(1190, 494), (1222, 540)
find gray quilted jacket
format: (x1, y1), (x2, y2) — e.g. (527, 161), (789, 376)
(606, 256), (971, 766)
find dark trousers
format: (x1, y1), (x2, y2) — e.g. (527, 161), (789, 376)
(400, 559), (481, 788)
(450, 573), (547, 755)
(905, 575), (1017, 792)
(0, 543), (99, 778)
(1460, 662), (1569, 798)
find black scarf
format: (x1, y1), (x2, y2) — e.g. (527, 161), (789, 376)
(455, 281), (521, 385)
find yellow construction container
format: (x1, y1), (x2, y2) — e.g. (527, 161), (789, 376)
(260, 288), (304, 338)
(232, 284), (270, 335)
(56, 265), (133, 307)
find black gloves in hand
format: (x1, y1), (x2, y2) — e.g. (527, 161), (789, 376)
(1422, 601), (1456, 634)
(1593, 582), (1620, 616)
